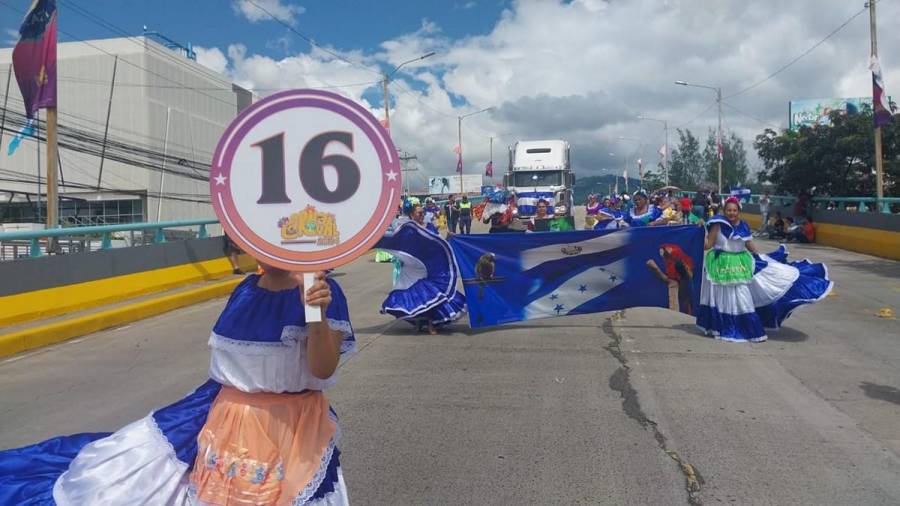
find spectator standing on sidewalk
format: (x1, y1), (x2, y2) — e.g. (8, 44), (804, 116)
(445, 195), (460, 234)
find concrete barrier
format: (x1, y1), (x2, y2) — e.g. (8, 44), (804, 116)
(0, 238), (257, 357)
(740, 204), (900, 261)
(0, 237), (255, 327)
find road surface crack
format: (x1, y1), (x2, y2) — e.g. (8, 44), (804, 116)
(603, 316), (703, 506)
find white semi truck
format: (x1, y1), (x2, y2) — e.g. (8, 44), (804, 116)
(504, 140), (575, 218)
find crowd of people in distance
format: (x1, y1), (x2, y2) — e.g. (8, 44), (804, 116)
(581, 189), (817, 245)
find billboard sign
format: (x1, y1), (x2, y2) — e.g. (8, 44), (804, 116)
(428, 174), (483, 195)
(789, 97), (879, 131)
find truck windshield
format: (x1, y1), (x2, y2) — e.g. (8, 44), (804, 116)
(513, 171), (562, 187)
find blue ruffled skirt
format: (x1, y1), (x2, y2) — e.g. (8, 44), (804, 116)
(0, 381), (348, 505)
(375, 222), (466, 327)
(697, 246), (833, 342)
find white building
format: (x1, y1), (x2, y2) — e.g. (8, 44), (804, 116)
(0, 36), (251, 225)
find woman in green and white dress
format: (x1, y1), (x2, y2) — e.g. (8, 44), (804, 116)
(697, 197), (767, 342)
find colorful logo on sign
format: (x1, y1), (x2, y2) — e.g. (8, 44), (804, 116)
(278, 205), (341, 246)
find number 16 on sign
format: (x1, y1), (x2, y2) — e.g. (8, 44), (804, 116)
(211, 89), (402, 322)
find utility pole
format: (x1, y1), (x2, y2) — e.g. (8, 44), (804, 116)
(382, 73), (390, 130)
(869, 0), (884, 207)
(489, 135), (493, 180)
(716, 86), (723, 196)
(458, 116), (463, 192)
(457, 107), (493, 194)
(398, 150), (418, 195)
(46, 107), (58, 232)
(674, 80), (723, 194)
(637, 116), (669, 185)
(97, 55), (118, 191)
(382, 52), (435, 133)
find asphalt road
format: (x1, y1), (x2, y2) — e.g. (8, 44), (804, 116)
(1, 219), (899, 504)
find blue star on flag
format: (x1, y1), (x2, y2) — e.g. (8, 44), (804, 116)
(550, 293), (559, 300)
(578, 285), (587, 293)
(554, 304), (565, 314)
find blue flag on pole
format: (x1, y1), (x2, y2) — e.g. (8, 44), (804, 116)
(449, 227), (704, 328)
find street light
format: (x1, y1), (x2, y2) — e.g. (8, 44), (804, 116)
(457, 107), (494, 192)
(618, 136), (644, 190)
(382, 51), (436, 130)
(675, 79), (723, 194)
(638, 115), (669, 186)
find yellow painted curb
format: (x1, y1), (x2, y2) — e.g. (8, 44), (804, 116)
(741, 212), (900, 261)
(0, 277), (243, 359)
(0, 255), (256, 328)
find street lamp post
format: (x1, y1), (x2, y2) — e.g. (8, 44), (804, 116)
(638, 115), (669, 186)
(382, 51), (436, 130)
(618, 136), (644, 189)
(457, 107), (493, 193)
(608, 152), (627, 194)
(675, 80), (723, 195)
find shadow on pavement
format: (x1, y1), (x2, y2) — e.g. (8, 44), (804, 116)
(860, 382), (900, 406)
(821, 258), (900, 278)
(766, 327), (810, 342)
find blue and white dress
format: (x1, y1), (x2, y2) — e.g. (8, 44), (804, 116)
(374, 221), (466, 328)
(0, 275), (356, 505)
(622, 205), (662, 227)
(592, 207), (623, 230)
(697, 217), (833, 342)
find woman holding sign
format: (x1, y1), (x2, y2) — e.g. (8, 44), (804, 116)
(0, 268), (356, 504)
(0, 88), (411, 505)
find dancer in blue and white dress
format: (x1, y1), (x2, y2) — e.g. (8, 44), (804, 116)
(697, 197), (833, 342)
(0, 269), (356, 505)
(622, 190), (664, 227)
(375, 210), (466, 335)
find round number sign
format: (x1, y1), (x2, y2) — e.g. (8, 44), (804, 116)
(211, 89), (402, 271)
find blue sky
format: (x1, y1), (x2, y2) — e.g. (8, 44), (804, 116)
(2, 0), (508, 61)
(2, 0), (897, 183)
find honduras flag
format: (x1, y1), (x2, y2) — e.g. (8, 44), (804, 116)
(450, 226), (704, 328)
(516, 191), (555, 216)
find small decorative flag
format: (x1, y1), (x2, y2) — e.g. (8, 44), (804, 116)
(716, 131), (724, 161)
(485, 160), (493, 177)
(7, 119), (35, 156)
(452, 145), (461, 154)
(456, 154), (463, 174)
(870, 56), (893, 127)
(12, 0), (57, 119)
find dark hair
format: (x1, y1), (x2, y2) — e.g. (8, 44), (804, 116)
(537, 199), (549, 206)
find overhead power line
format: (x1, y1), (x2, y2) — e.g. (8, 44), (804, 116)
(726, 4), (869, 99)
(242, 0), (382, 77)
(722, 102), (782, 130)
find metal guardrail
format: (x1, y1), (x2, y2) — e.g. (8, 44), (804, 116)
(676, 192), (900, 213)
(0, 219), (219, 259)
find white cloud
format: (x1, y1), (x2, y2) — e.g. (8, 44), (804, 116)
(199, 0), (900, 187)
(194, 46), (229, 75)
(232, 0), (305, 26)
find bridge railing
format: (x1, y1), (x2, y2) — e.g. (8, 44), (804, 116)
(676, 192), (900, 214)
(0, 219), (220, 261)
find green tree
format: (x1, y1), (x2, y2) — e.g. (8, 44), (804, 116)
(754, 108), (898, 196)
(668, 129), (703, 189)
(702, 129), (750, 190)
